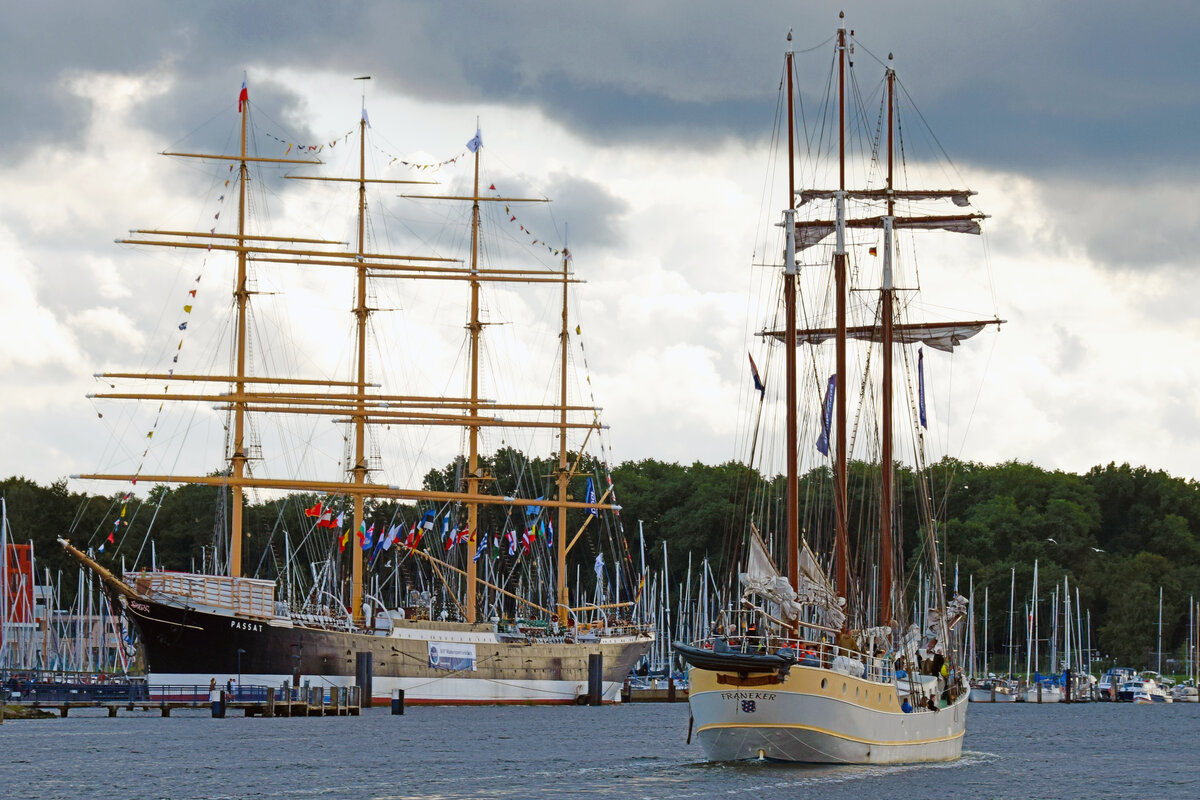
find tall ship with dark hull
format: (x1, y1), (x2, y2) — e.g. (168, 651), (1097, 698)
(63, 80), (651, 704)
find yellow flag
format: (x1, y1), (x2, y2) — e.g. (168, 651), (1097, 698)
(183, 305), (192, 313)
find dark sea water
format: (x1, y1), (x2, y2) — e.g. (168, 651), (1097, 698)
(1, 702), (1196, 800)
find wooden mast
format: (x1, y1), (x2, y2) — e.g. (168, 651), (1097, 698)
(94, 100), (617, 620)
(833, 23), (850, 611)
(350, 101), (369, 626)
(784, 37), (800, 599)
(879, 62), (896, 626)
(465, 130), (483, 624)
(556, 249), (571, 619)
(230, 81), (250, 578)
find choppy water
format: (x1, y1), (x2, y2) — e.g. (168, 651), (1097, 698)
(1, 702), (1196, 799)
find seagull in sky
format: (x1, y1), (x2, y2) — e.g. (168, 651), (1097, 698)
(1046, 538), (1058, 544)
(1091, 547), (1105, 552)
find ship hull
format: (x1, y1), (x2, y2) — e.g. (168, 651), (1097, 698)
(687, 665), (967, 764)
(968, 685), (1018, 703)
(119, 593), (650, 705)
(1019, 685), (1063, 703)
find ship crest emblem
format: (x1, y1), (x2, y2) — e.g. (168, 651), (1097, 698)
(741, 699), (757, 713)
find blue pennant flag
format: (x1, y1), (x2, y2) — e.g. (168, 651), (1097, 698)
(816, 374), (837, 455)
(474, 531), (488, 562)
(918, 347), (927, 429)
(466, 128), (482, 153)
(585, 478), (598, 516)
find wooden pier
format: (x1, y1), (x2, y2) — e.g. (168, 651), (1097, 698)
(623, 678), (688, 703)
(4, 683), (361, 718)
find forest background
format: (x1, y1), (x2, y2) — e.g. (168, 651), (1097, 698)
(3, 457), (1198, 672)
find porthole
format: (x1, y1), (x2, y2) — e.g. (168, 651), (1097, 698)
(888, 694), (893, 705)
(842, 683), (847, 695)
(821, 678), (828, 690)
(855, 686), (860, 698)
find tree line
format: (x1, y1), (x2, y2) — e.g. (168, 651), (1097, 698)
(3, 458), (1198, 669)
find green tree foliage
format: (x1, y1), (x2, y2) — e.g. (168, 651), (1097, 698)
(4, 457), (1199, 670)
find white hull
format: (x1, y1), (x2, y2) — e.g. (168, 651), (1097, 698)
(688, 665), (967, 764)
(150, 671), (624, 705)
(1019, 685), (1063, 703)
(969, 686), (1018, 703)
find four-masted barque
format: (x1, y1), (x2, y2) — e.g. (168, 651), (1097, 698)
(677, 21), (1002, 762)
(63, 80), (651, 704)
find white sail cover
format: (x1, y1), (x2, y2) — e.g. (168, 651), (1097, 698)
(794, 214), (985, 251)
(761, 319), (998, 353)
(739, 530), (845, 630)
(924, 593), (970, 640)
(797, 189), (975, 207)
(795, 323), (988, 353)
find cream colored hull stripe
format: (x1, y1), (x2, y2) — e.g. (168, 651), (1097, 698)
(694, 721), (965, 747)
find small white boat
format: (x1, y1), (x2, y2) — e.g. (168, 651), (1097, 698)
(968, 678), (1019, 703)
(1119, 678), (1171, 704)
(1098, 667), (1137, 701)
(1170, 682), (1198, 703)
(1019, 681), (1063, 703)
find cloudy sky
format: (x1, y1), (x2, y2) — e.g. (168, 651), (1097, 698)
(2, 1), (1199, 498)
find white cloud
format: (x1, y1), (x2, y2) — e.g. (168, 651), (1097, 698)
(3, 51), (1200, 496)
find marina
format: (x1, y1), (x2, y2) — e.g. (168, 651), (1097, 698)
(3, 4), (1200, 799)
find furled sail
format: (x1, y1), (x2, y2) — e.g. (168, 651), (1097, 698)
(924, 593), (970, 641)
(739, 528), (845, 629)
(794, 213), (985, 251)
(796, 189), (975, 207)
(761, 320), (1001, 353)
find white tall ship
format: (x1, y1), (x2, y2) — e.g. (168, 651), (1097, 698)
(679, 19), (1000, 764)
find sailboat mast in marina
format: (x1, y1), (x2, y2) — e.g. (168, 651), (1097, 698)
(62, 78), (652, 704)
(677, 18), (1002, 763)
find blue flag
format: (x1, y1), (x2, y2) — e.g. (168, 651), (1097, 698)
(525, 496), (544, 517)
(918, 347), (927, 429)
(466, 128), (482, 153)
(816, 374), (837, 455)
(585, 478), (598, 516)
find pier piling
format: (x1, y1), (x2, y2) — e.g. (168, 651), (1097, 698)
(356, 653), (373, 708)
(587, 653), (603, 706)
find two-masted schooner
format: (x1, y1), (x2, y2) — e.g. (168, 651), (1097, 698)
(677, 21), (1002, 762)
(62, 80), (651, 704)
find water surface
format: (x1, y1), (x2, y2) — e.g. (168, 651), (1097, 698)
(1, 702), (1194, 799)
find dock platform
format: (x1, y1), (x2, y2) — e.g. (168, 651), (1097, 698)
(3, 683), (361, 718)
